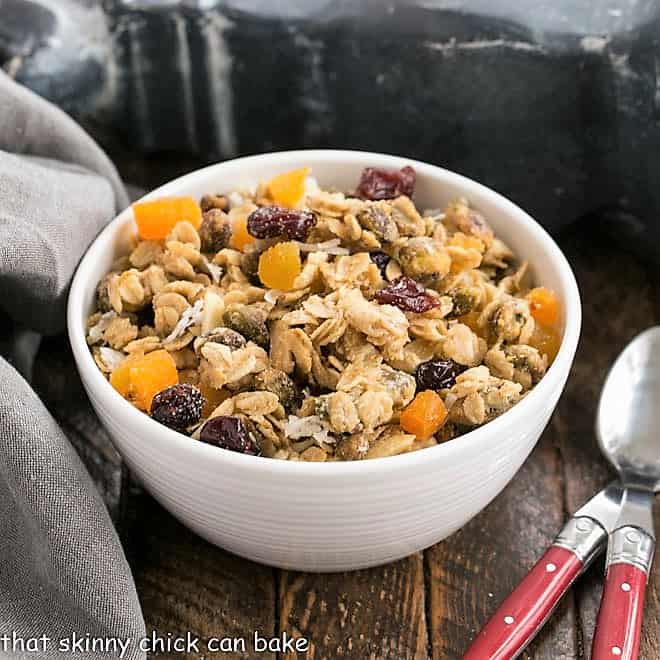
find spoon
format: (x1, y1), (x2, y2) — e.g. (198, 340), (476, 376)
(591, 326), (660, 659)
(463, 327), (660, 660)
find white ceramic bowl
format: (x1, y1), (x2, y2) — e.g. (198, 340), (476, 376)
(68, 150), (581, 572)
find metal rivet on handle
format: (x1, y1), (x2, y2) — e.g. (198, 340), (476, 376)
(546, 563), (557, 573)
(621, 582), (631, 592)
(504, 616), (514, 625)
(576, 519), (593, 532)
(611, 646), (622, 656)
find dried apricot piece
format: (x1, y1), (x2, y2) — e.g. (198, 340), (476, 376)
(130, 350), (179, 411)
(230, 215), (255, 251)
(258, 242), (302, 291)
(527, 287), (560, 327)
(110, 349), (178, 411)
(267, 167), (309, 207)
(109, 354), (140, 399)
(528, 325), (562, 364)
(133, 196), (201, 240)
(400, 390), (448, 440)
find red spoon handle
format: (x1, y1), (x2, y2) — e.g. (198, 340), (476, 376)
(463, 515), (607, 660)
(591, 525), (655, 660)
(591, 562), (647, 660)
(462, 545), (583, 660)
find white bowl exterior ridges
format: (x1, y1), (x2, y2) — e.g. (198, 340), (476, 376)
(68, 150), (581, 572)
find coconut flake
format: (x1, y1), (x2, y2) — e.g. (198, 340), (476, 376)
(87, 311), (117, 344)
(285, 415), (336, 446)
(264, 289), (281, 304)
(201, 290), (225, 335)
(299, 238), (339, 250)
(285, 414), (321, 439)
(312, 426), (334, 445)
(295, 239), (350, 256)
(164, 298), (204, 344)
(304, 175), (320, 195)
(227, 188), (257, 209)
(99, 347), (126, 372)
(228, 192), (244, 208)
(202, 257), (223, 284)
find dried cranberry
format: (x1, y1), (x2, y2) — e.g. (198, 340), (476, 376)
(369, 251), (391, 276)
(355, 165), (416, 200)
(150, 383), (203, 431)
(247, 206), (317, 241)
(415, 359), (466, 392)
(199, 416), (259, 455)
(374, 276), (441, 313)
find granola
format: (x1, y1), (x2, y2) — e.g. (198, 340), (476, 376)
(87, 165), (562, 461)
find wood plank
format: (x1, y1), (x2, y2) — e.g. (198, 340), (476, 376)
(426, 429), (577, 659)
(278, 555), (428, 659)
(32, 335), (123, 519)
(120, 482), (277, 660)
(554, 225), (660, 658)
(640, 545), (660, 660)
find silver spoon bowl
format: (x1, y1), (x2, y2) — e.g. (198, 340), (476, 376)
(598, 326), (660, 493)
(591, 326), (660, 659)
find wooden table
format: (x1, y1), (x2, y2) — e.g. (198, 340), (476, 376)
(33, 217), (660, 659)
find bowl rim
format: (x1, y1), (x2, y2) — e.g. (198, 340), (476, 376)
(67, 149), (581, 476)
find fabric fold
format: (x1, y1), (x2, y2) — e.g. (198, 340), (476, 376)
(0, 70), (146, 659)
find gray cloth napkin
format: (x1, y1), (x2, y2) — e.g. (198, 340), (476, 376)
(0, 70), (146, 659)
